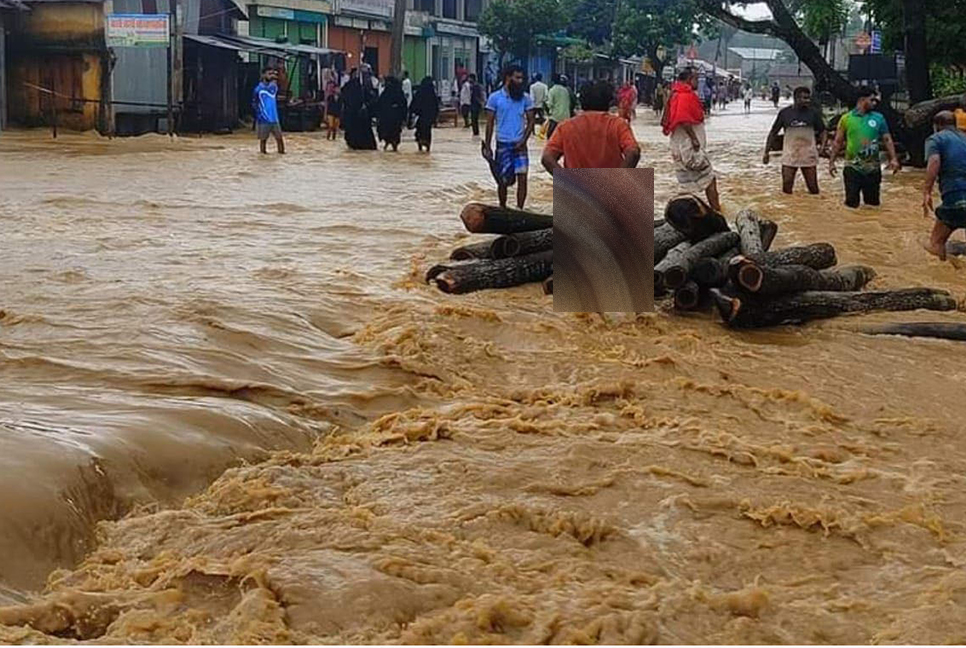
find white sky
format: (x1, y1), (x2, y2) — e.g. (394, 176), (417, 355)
(736, 3), (772, 20)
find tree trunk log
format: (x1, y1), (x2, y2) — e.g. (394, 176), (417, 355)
(654, 240), (690, 294)
(433, 251), (553, 294)
(543, 275), (553, 295)
(692, 247), (739, 288)
(427, 259), (478, 282)
(904, 95), (964, 129)
(656, 222), (689, 264)
(450, 238), (513, 261)
(902, 0), (933, 105)
(735, 208), (766, 256)
(674, 280), (703, 311)
(505, 228), (553, 257)
(662, 231), (741, 290)
(460, 203), (553, 234)
(735, 263), (877, 296)
(711, 287), (957, 329)
(742, 242), (838, 270)
(859, 322), (966, 342)
(664, 194), (731, 242)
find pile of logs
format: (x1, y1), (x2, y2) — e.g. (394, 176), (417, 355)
(426, 203), (554, 294)
(658, 195), (959, 329)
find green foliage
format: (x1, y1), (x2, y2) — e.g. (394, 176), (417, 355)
(561, 42), (596, 62)
(478, 0), (573, 61)
(932, 64), (966, 97)
(800, 0), (849, 42)
(611, 0), (713, 60)
(566, 0), (617, 46)
(864, 0), (966, 69)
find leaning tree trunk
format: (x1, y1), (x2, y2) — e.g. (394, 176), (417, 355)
(664, 194), (731, 242)
(902, 0), (933, 105)
(711, 287), (957, 329)
(460, 203), (553, 234)
(662, 231), (741, 290)
(734, 263), (877, 296)
(432, 251), (553, 294)
(859, 322), (966, 342)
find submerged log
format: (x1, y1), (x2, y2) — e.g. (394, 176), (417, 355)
(433, 250), (553, 294)
(858, 322), (966, 342)
(505, 228), (553, 257)
(735, 263), (877, 296)
(543, 275), (553, 295)
(664, 194), (731, 242)
(692, 247), (739, 288)
(674, 281), (703, 311)
(711, 287), (957, 329)
(460, 203), (553, 234)
(735, 208), (766, 256)
(655, 223), (689, 264)
(662, 231), (741, 290)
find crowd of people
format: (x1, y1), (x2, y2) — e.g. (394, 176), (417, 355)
(251, 61), (966, 261)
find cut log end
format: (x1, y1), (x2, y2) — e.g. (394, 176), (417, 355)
(663, 267), (689, 291)
(543, 275), (553, 295)
(459, 203), (486, 233)
(434, 273), (458, 294)
(494, 236), (521, 259)
(710, 289), (740, 324)
(737, 264), (764, 292)
(674, 282), (702, 311)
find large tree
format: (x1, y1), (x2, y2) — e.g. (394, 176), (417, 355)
(612, 0), (713, 81)
(478, 0), (572, 64)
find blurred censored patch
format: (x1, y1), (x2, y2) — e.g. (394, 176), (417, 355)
(553, 168), (655, 312)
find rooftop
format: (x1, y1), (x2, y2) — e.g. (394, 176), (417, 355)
(729, 47), (783, 61)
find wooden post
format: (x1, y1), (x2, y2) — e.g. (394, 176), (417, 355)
(167, 9), (174, 136)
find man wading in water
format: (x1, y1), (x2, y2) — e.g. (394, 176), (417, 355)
(482, 64), (535, 209)
(663, 68), (722, 212)
(922, 111), (966, 260)
(763, 86), (827, 194)
(253, 68), (285, 154)
(829, 87), (900, 208)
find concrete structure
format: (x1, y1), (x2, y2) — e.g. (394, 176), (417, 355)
(5, 0), (110, 132)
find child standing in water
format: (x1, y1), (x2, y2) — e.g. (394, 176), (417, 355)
(325, 84), (342, 140)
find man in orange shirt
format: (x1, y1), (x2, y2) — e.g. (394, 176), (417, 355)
(540, 81), (641, 174)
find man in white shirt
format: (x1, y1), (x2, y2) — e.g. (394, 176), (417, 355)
(401, 70), (413, 106)
(529, 72), (548, 124)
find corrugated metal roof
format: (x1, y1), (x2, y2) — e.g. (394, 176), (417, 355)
(728, 47), (783, 61)
(188, 33), (344, 57)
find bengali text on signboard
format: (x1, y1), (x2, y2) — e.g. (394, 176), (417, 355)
(106, 14), (170, 48)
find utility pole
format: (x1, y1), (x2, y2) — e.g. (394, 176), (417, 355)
(171, 0), (184, 134)
(390, 0), (407, 77)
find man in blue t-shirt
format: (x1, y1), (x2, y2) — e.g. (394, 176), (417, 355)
(482, 64), (535, 209)
(923, 111), (966, 259)
(252, 68), (285, 154)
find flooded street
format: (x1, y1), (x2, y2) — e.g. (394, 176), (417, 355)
(1, 103), (965, 643)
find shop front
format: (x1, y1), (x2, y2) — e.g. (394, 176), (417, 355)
(245, 2), (330, 98)
(327, 0), (391, 75)
(429, 20), (477, 104)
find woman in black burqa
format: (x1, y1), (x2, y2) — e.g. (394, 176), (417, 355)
(409, 76), (439, 152)
(376, 76), (408, 151)
(342, 67), (378, 150)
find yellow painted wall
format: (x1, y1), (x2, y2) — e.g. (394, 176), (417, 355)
(16, 3), (104, 46)
(6, 3), (105, 131)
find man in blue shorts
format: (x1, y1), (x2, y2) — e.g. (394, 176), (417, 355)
(252, 68), (285, 154)
(482, 64), (535, 209)
(923, 111), (966, 260)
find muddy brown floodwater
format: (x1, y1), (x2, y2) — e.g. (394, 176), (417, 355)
(1, 102), (965, 644)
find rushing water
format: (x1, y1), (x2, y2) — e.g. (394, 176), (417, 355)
(0, 102), (965, 643)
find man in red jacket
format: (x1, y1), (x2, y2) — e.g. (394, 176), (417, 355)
(663, 68), (721, 211)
